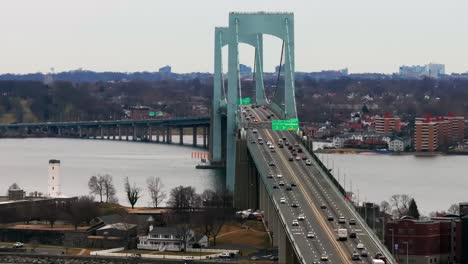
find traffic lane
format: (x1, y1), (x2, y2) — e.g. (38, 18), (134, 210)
(260, 129), (350, 264)
(277, 131), (365, 255)
(283, 131), (383, 260)
(253, 130), (336, 263)
(255, 135), (328, 262)
(268, 129), (356, 263)
(247, 132), (319, 263)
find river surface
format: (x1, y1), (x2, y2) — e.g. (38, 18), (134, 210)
(0, 138), (223, 207)
(314, 150), (468, 215)
(0, 138), (466, 214)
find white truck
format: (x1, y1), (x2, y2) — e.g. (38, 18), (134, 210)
(372, 259), (386, 264)
(337, 228), (348, 241)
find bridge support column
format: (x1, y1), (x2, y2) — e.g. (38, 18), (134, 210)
(202, 127), (207, 148)
(112, 127), (116, 140)
(166, 128), (172, 144)
(118, 126), (122, 140)
(148, 126), (152, 142)
(78, 127), (82, 138)
(179, 128), (184, 145)
(132, 125), (137, 141)
(57, 127), (62, 137)
(156, 129), (160, 143)
(100, 126), (103, 139)
(192, 126), (197, 147)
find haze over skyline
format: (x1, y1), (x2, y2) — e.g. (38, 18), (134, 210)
(1, 0), (468, 74)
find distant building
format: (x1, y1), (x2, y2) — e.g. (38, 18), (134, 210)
(374, 114), (401, 134)
(385, 217), (463, 264)
(239, 64), (252, 74)
(399, 63), (445, 79)
(158, 65), (172, 73)
(7, 188), (25, 200)
(48, 159), (61, 198)
(95, 223), (137, 238)
(127, 106), (169, 120)
(414, 114), (465, 152)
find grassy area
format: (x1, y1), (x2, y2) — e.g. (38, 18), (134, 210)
(8, 223), (88, 231)
(215, 221), (271, 250)
(116, 249), (212, 256)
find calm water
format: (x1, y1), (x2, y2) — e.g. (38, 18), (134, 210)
(0, 138), (223, 207)
(316, 152), (468, 215)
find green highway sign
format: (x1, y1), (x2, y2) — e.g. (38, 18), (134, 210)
(149, 111), (155, 117)
(272, 118), (299, 131)
(238, 97), (251, 105)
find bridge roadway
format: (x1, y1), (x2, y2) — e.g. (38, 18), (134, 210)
(243, 105), (395, 264)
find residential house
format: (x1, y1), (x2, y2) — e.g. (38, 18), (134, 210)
(138, 225), (208, 252)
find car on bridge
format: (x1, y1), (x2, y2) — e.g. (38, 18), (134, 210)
(349, 218), (357, 225)
(327, 214), (334, 221)
(352, 252), (361, 261)
(250, 140), (256, 144)
(295, 156), (301, 161)
(288, 157), (294, 161)
(276, 174), (283, 178)
(306, 232), (315, 239)
(292, 220), (299, 226)
(252, 128), (258, 133)
(361, 250), (368, 257)
(291, 203), (299, 208)
(272, 185), (278, 189)
(349, 231), (357, 238)
(268, 161), (275, 166)
(286, 184), (292, 191)
(357, 243), (365, 250)
(306, 159), (312, 165)
(267, 174), (274, 178)
(338, 216), (346, 224)
(297, 214), (305, 220)
(280, 197), (286, 204)
(320, 254), (329, 261)
(279, 180), (285, 186)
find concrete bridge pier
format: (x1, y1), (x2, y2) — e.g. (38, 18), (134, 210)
(57, 127), (62, 137)
(78, 126), (82, 138)
(202, 127), (207, 148)
(156, 129), (160, 143)
(166, 127), (172, 144)
(179, 128), (184, 145)
(100, 126), (103, 139)
(192, 126), (198, 147)
(118, 126), (122, 140)
(148, 126), (152, 142)
(132, 125), (137, 141)
(112, 127), (116, 140)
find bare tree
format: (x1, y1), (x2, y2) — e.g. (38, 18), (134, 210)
(146, 176), (166, 207)
(389, 194), (411, 218)
(102, 174), (117, 203)
(43, 202), (60, 228)
(67, 196), (100, 230)
(167, 186), (201, 210)
(448, 204), (460, 215)
(380, 200), (391, 215)
(125, 177), (141, 209)
(88, 175), (105, 202)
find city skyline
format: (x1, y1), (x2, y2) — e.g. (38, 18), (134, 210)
(1, 0), (468, 74)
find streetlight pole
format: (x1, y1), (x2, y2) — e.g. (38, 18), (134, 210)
(389, 228), (394, 256)
(403, 241), (408, 264)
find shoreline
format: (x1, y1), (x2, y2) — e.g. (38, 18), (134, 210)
(314, 148), (468, 156)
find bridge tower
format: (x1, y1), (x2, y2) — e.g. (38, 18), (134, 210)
(222, 12), (298, 194)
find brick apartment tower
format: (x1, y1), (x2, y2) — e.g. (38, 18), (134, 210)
(414, 114), (465, 152)
(375, 113), (401, 134)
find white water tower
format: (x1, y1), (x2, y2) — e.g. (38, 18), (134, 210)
(48, 159), (61, 197)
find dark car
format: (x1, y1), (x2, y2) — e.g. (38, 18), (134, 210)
(272, 185), (278, 189)
(269, 161), (275, 166)
(267, 174), (274, 179)
(320, 204), (327, 209)
(291, 203), (299, 208)
(292, 152), (297, 156)
(327, 215), (334, 221)
(289, 157), (294, 161)
(290, 182), (297, 187)
(361, 250), (368, 257)
(349, 219), (356, 225)
(302, 156), (307, 160)
(286, 185), (292, 191)
(349, 231), (357, 238)
(351, 252), (360, 261)
(297, 148), (303, 153)
(288, 145), (293, 149)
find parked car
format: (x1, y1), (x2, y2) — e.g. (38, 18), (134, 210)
(12, 242), (24, 248)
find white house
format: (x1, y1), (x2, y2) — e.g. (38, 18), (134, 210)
(332, 136), (346, 148)
(138, 226), (208, 252)
(388, 138), (411, 152)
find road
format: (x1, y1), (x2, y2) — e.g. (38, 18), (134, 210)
(241, 105), (394, 264)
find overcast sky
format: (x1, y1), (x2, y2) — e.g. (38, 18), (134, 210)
(1, 0), (468, 74)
